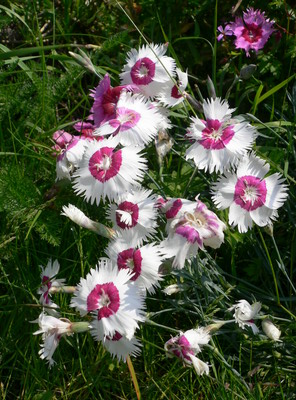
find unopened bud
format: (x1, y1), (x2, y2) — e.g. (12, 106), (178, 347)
(69, 50), (98, 76)
(262, 319), (281, 341)
(263, 223), (274, 237)
(206, 76), (216, 99)
(239, 64), (257, 80)
(155, 130), (173, 164)
(162, 284), (180, 295)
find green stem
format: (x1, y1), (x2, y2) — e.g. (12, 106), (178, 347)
(257, 228), (280, 304)
(127, 356), (141, 400)
(212, 0), (218, 88)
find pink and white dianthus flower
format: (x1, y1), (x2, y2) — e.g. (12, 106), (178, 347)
(228, 8), (274, 57)
(106, 239), (163, 294)
(185, 98), (257, 173)
(53, 130), (88, 181)
(165, 328), (211, 376)
(89, 74), (138, 128)
(33, 312), (72, 367)
(228, 299), (261, 334)
(212, 153), (288, 233)
(72, 138), (147, 205)
(157, 68), (188, 107)
(107, 188), (158, 245)
(95, 91), (163, 147)
(38, 259), (65, 315)
(161, 196), (226, 269)
(96, 330), (142, 362)
(120, 43), (176, 99)
(71, 258), (146, 339)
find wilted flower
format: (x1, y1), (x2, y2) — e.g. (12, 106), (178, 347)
(73, 138), (147, 205)
(262, 319), (281, 341)
(228, 299), (261, 334)
(71, 258), (146, 340)
(228, 8), (275, 56)
(165, 328), (211, 376)
(161, 196), (226, 269)
(53, 131), (88, 181)
(120, 43), (175, 99)
(212, 153), (288, 233)
(185, 97), (257, 173)
(38, 260), (65, 315)
(33, 312), (72, 367)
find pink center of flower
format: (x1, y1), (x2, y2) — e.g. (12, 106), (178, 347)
(109, 107), (141, 132)
(88, 147), (122, 182)
(242, 23), (263, 43)
(200, 119), (234, 150)
(107, 331), (123, 341)
(116, 201), (139, 229)
(87, 282), (120, 319)
(171, 82), (182, 99)
(117, 248), (142, 281)
(234, 175), (267, 211)
(130, 57), (156, 85)
(166, 199), (182, 219)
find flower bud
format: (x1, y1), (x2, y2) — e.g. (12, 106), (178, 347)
(262, 319), (281, 341)
(239, 64), (257, 80)
(162, 284), (180, 295)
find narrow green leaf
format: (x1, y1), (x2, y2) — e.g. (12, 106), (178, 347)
(257, 74), (296, 105)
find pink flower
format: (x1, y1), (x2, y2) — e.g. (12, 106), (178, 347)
(217, 24), (233, 41)
(89, 74), (137, 128)
(228, 8), (274, 56)
(212, 153), (288, 232)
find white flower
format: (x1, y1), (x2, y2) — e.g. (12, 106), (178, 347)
(106, 239), (163, 294)
(120, 43), (176, 99)
(33, 312), (72, 367)
(185, 98), (257, 173)
(165, 328), (211, 375)
(212, 153), (288, 232)
(262, 319), (281, 341)
(107, 188), (158, 245)
(228, 299), (261, 334)
(38, 260), (65, 316)
(157, 68), (188, 107)
(72, 138), (147, 205)
(98, 330), (142, 362)
(95, 92), (163, 147)
(71, 258), (146, 339)
(161, 196), (226, 269)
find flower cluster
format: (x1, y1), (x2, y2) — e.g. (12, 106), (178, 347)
(33, 29), (288, 375)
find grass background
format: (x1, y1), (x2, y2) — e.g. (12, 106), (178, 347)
(0, 0), (296, 398)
